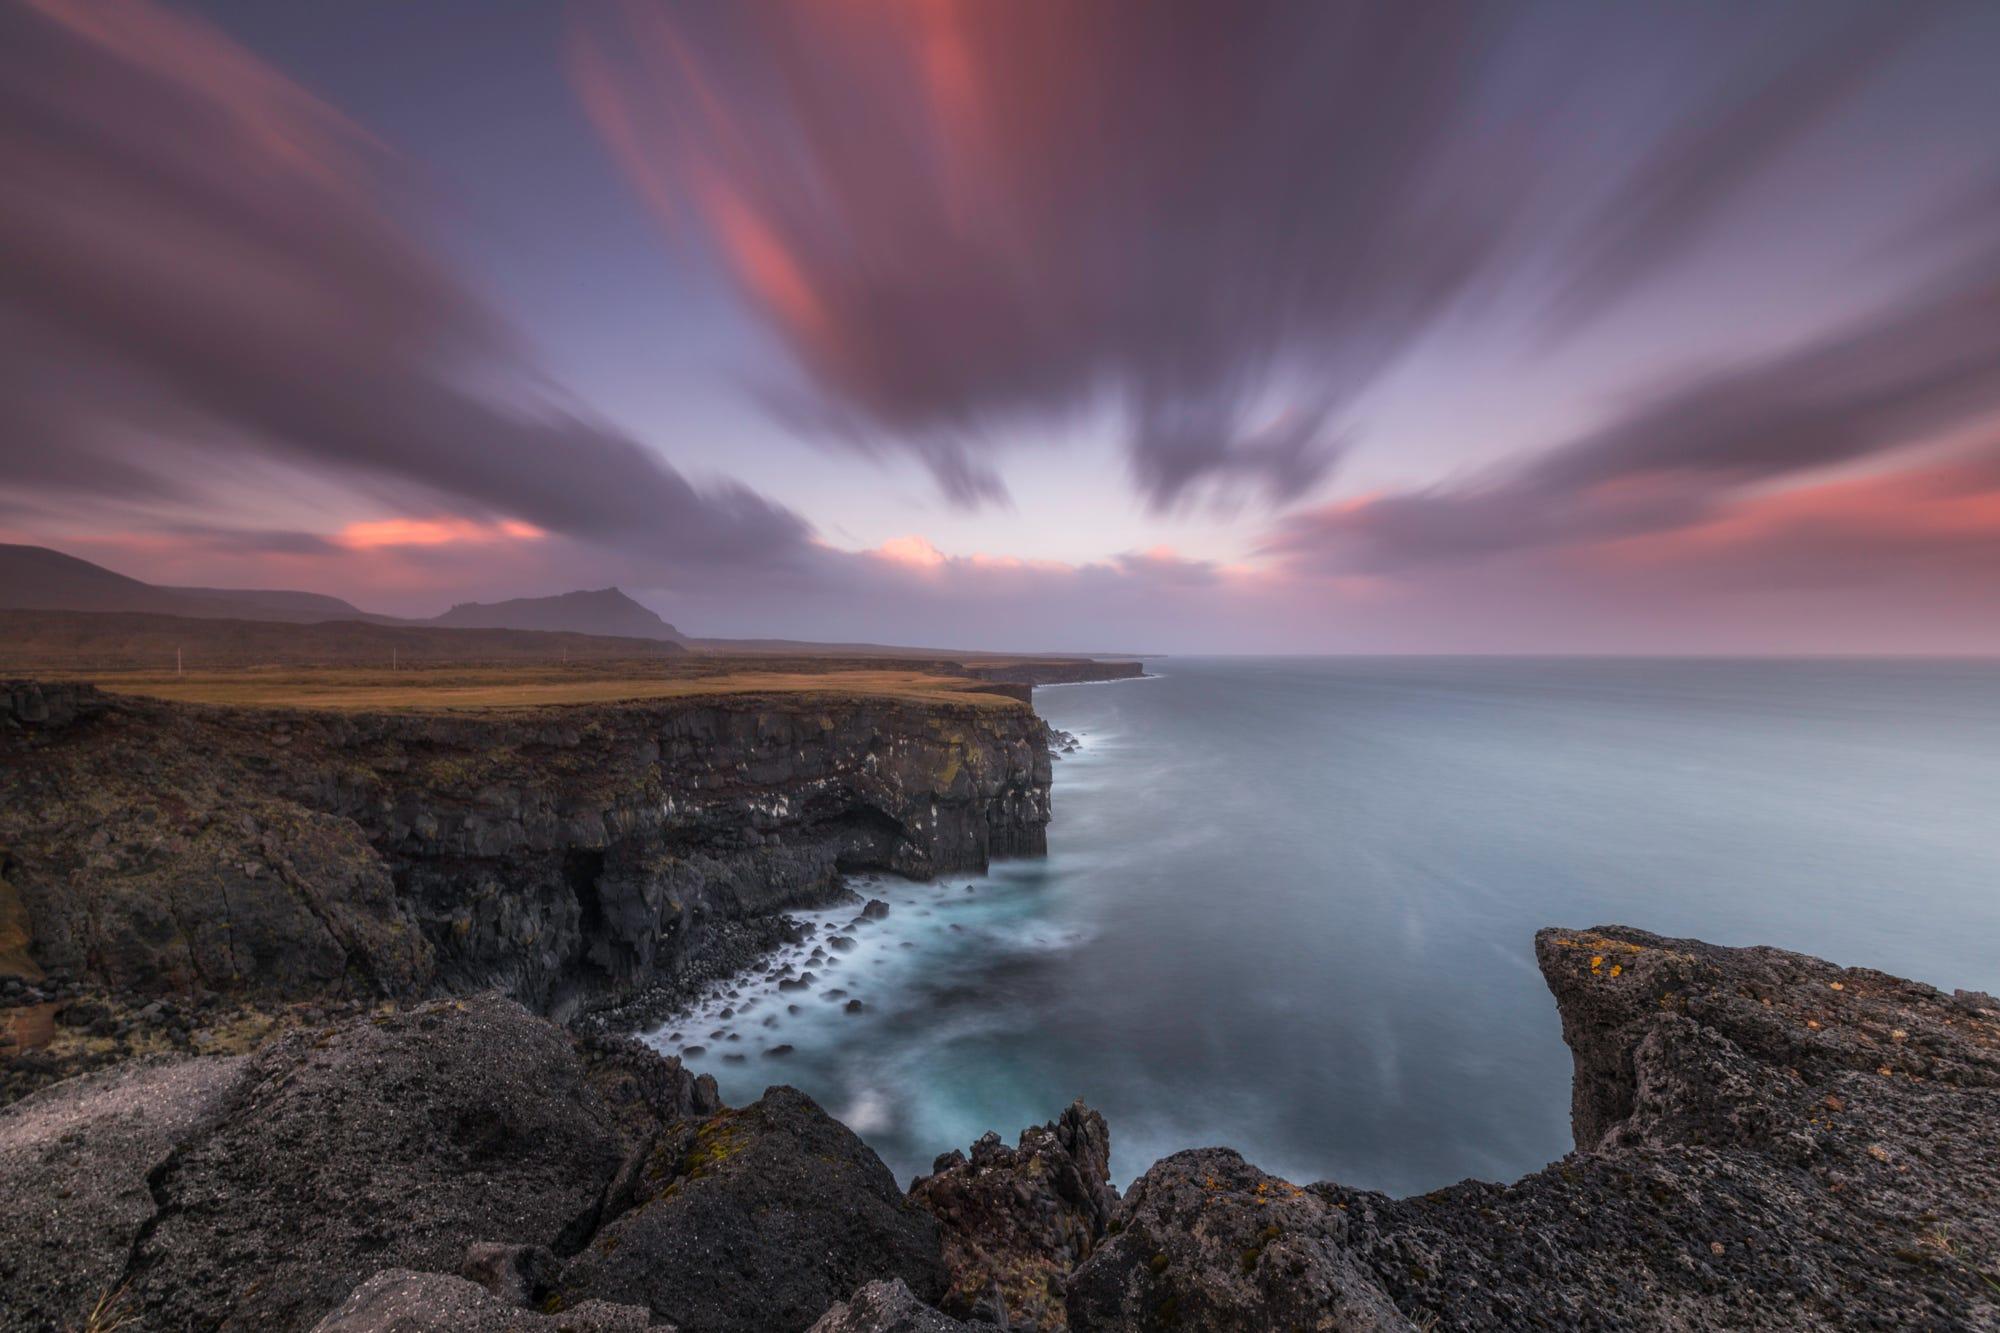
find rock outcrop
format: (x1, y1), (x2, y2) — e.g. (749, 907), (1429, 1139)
(807, 1280), (974, 1333)
(556, 1086), (947, 1332)
(909, 1102), (1118, 1329)
(0, 998), (949, 1333)
(1066, 1146), (1411, 1331)
(0, 681), (1050, 1018)
(6, 903), (1997, 1329)
(309, 1270), (660, 1333)
(1069, 925), (2000, 1330)
(0, 1053), (252, 1331)
(130, 996), (695, 1331)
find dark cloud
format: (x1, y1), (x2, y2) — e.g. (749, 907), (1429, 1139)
(0, 0), (809, 573)
(570, 0), (1523, 508)
(569, 0), (1943, 510)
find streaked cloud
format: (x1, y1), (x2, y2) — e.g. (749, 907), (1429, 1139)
(567, 0), (1946, 512)
(1266, 221), (2000, 582)
(0, 0), (809, 577)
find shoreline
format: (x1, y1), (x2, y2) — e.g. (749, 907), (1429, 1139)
(4, 922), (1993, 1330)
(7, 672), (2000, 1328)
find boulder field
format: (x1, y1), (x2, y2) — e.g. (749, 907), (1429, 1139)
(1, 925), (1994, 1330)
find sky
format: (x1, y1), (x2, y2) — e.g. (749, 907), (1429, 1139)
(4, 0), (2000, 653)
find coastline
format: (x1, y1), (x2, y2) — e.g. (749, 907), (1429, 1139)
(4, 919), (1993, 1330)
(5, 669), (1999, 1329)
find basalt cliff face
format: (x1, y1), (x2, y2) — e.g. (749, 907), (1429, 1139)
(0, 680), (1049, 1019)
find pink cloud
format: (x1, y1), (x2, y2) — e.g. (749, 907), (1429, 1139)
(336, 517), (547, 550)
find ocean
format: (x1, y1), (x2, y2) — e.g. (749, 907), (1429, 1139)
(645, 656), (2000, 1193)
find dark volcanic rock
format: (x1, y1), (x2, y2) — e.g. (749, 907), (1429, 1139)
(808, 1279), (974, 1332)
(558, 1086), (946, 1333)
(309, 1269), (659, 1332)
(0, 681), (1052, 1020)
(909, 1101), (1117, 1329)
(1070, 925), (2000, 1330)
(0, 1055), (252, 1332)
(1065, 1147), (1409, 1331)
(459, 1242), (564, 1309)
(130, 996), (686, 1331)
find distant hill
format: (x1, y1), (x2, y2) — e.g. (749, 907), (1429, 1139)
(0, 545), (683, 640)
(0, 544), (384, 624)
(164, 585), (381, 622)
(0, 544), (1144, 665)
(430, 588), (684, 641)
(0, 609), (687, 671)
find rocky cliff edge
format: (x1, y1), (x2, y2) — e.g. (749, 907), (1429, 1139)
(0, 679), (1050, 1029)
(2, 925), (1995, 1330)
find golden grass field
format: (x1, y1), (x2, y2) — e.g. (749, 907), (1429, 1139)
(72, 663), (1027, 712)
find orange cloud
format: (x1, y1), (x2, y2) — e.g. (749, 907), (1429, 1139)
(1594, 458), (2000, 566)
(336, 517), (546, 550)
(870, 534), (949, 569)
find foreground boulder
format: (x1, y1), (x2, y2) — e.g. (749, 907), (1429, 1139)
(808, 1279), (974, 1332)
(1066, 1147), (1411, 1331)
(309, 1270), (661, 1332)
(909, 1101), (1118, 1328)
(557, 1086), (947, 1332)
(0, 995), (708, 1331)
(1069, 925), (2000, 1330)
(131, 997), (655, 1329)
(0, 1055), (251, 1331)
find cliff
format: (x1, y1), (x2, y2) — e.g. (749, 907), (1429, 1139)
(2, 925), (1993, 1331)
(967, 659), (1145, 687)
(0, 680), (1049, 1019)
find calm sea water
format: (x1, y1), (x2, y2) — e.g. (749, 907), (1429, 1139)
(646, 657), (2000, 1194)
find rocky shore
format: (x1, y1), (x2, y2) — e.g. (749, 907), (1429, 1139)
(1, 924), (1993, 1330)
(5, 678), (1998, 1329)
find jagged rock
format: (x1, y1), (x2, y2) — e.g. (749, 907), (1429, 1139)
(0, 682), (1052, 1019)
(909, 1101), (1117, 1329)
(1072, 926), (2000, 1330)
(460, 1242), (563, 1308)
(573, 1031), (722, 1139)
(1065, 1148), (1410, 1331)
(808, 1279), (975, 1332)
(309, 1269), (662, 1332)
(3, 680), (109, 730)
(1311, 926), (2000, 1329)
(0, 1054), (252, 1332)
(558, 1086), (946, 1332)
(128, 996), (691, 1331)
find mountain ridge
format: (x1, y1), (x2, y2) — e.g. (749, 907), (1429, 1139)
(430, 586), (683, 641)
(0, 544), (1149, 660)
(0, 544), (687, 640)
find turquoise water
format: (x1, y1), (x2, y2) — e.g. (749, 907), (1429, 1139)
(646, 657), (2000, 1194)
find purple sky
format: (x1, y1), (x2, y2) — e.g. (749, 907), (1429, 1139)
(5, 0), (2000, 651)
